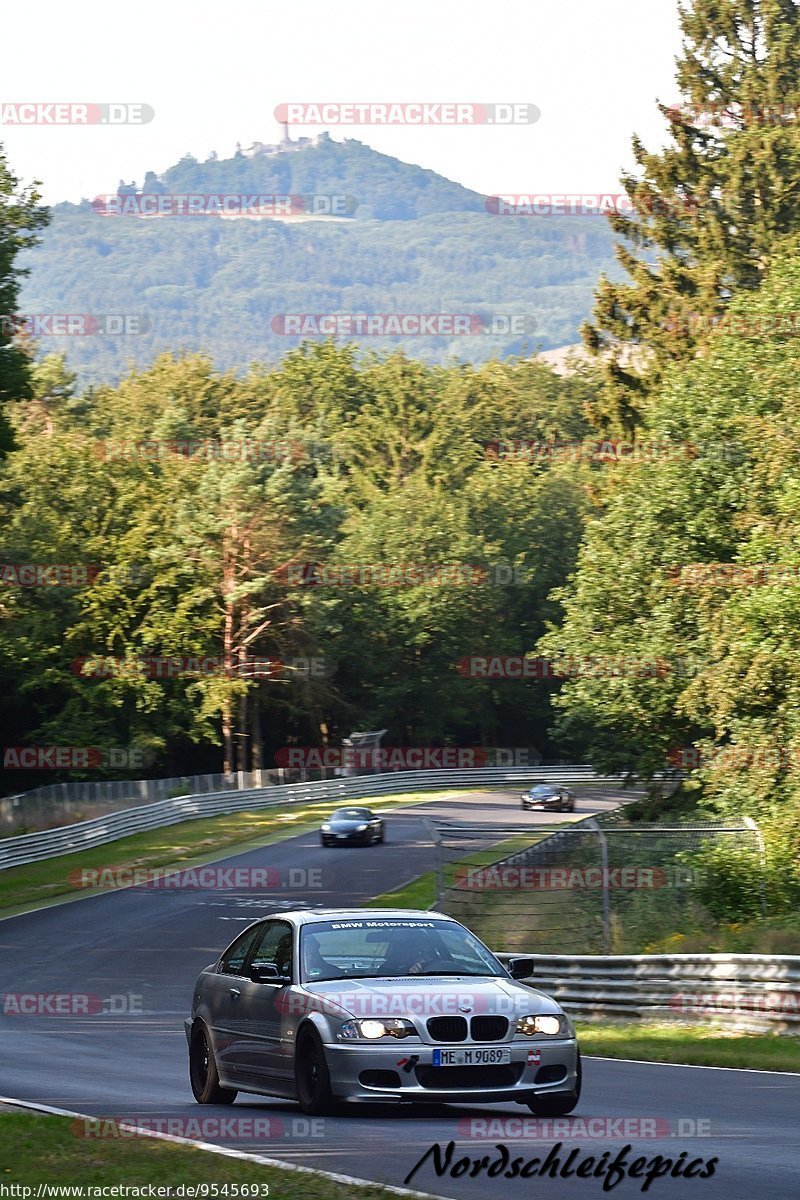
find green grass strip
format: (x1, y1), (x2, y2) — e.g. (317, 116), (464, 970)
(578, 1022), (800, 1070)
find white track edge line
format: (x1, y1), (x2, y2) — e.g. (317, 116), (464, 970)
(0, 1097), (449, 1199)
(584, 1055), (800, 1076)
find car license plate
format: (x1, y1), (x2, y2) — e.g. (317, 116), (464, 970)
(432, 1047), (511, 1066)
(336, 833), (347, 838)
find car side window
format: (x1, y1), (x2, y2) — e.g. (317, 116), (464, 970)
(251, 920), (294, 980)
(219, 925), (264, 976)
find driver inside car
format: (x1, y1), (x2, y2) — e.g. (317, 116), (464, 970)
(303, 933), (347, 980)
(379, 930), (440, 975)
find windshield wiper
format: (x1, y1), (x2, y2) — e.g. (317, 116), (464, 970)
(412, 969), (498, 977)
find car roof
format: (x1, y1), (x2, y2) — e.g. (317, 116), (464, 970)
(239, 908), (457, 928)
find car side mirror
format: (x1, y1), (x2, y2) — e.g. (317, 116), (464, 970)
(506, 956), (535, 980)
(250, 963), (290, 984)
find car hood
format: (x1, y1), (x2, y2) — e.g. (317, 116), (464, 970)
(285, 975), (562, 1020)
(326, 818), (368, 829)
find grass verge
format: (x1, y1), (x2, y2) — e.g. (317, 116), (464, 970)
(0, 790), (457, 920)
(0, 1112), (404, 1198)
(365, 833), (544, 912)
(578, 1022), (800, 1071)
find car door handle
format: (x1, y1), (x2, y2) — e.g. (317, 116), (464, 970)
(229, 988), (241, 999)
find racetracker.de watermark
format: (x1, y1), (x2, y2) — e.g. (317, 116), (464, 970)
(668, 101), (800, 129)
(1, 314), (149, 336)
(273, 562), (532, 586)
(453, 866), (707, 890)
(456, 1116), (711, 1139)
(2, 992), (142, 1015)
(274, 746), (536, 769)
(0, 103), (154, 125)
(670, 991), (800, 1014)
(92, 438), (306, 463)
(1, 563), (97, 587)
(271, 314), (536, 337)
(486, 193), (701, 217)
(73, 1115), (323, 1140)
(485, 439), (699, 463)
(67, 866), (323, 890)
(455, 655), (675, 679)
(91, 194), (357, 217)
(276, 987), (557, 1018)
(71, 655), (328, 680)
(668, 746), (800, 771)
(667, 563), (800, 588)
(664, 312), (800, 337)
(2, 746), (150, 770)
(275, 102), (540, 125)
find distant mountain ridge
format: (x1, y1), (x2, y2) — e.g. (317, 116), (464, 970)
(20, 138), (622, 385)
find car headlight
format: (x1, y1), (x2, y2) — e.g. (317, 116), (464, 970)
(356, 823), (368, 831)
(321, 824), (331, 831)
(516, 1014), (568, 1037)
(339, 1018), (416, 1040)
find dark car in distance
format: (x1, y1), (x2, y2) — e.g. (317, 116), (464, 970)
(320, 807), (385, 847)
(521, 784), (576, 813)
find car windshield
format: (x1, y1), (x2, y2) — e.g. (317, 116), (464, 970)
(529, 786), (556, 797)
(330, 808), (371, 820)
(300, 918), (505, 983)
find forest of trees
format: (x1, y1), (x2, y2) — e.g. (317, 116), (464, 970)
(2, 0), (800, 931)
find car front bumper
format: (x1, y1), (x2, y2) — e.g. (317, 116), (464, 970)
(322, 831), (373, 844)
(321, 1037), (579, 1104)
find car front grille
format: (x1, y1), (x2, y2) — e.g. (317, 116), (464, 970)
(427, 1016), (468, 1042)
(470, 1015), (509, 1041)
(415, 1064), (523, 1090)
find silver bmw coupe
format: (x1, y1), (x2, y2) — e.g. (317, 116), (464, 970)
(186, 908), (581, 1115)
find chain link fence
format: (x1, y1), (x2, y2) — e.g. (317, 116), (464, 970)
(429, 812), (764, 954)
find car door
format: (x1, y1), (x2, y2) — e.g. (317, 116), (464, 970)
(227, 919), (296, 1093)
(207, 922), (266, 1080)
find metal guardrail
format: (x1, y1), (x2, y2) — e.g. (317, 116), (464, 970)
(0, 766), (628, 870)
(496, 952), (800, 1033)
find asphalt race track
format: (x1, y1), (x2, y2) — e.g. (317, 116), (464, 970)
(2, 786), (798, 1199)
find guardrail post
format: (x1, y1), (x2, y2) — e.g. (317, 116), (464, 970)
(423, 819), (444, 909)
(743, 815), (767, 917)
(587, 818), (612, 953)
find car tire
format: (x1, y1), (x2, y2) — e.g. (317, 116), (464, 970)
(189, 1025), (237, 1105)
(295, 1027), (335, 1115)
(526, 1049), (581, 1117)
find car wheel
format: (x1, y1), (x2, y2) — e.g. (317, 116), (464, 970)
(526, 1049), (581, 1117)
(295, 1027), (335, 1115)
(189, 1025), (237, 1105)
(377, 828), (385, 843)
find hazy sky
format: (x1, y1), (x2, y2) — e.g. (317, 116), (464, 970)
(2, 0), (684, 205)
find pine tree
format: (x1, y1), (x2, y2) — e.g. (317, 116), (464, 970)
(583, 0), (800, 433)
(0, 144), (49, 455)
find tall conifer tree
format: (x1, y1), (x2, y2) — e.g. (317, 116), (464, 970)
(583, 0), (800, 432)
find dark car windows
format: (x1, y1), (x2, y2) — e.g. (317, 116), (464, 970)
(219, 924), (264, 976)
(251, 920), (294, 978)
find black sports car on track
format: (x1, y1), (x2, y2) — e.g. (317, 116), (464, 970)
(320, 807), (385, 847)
